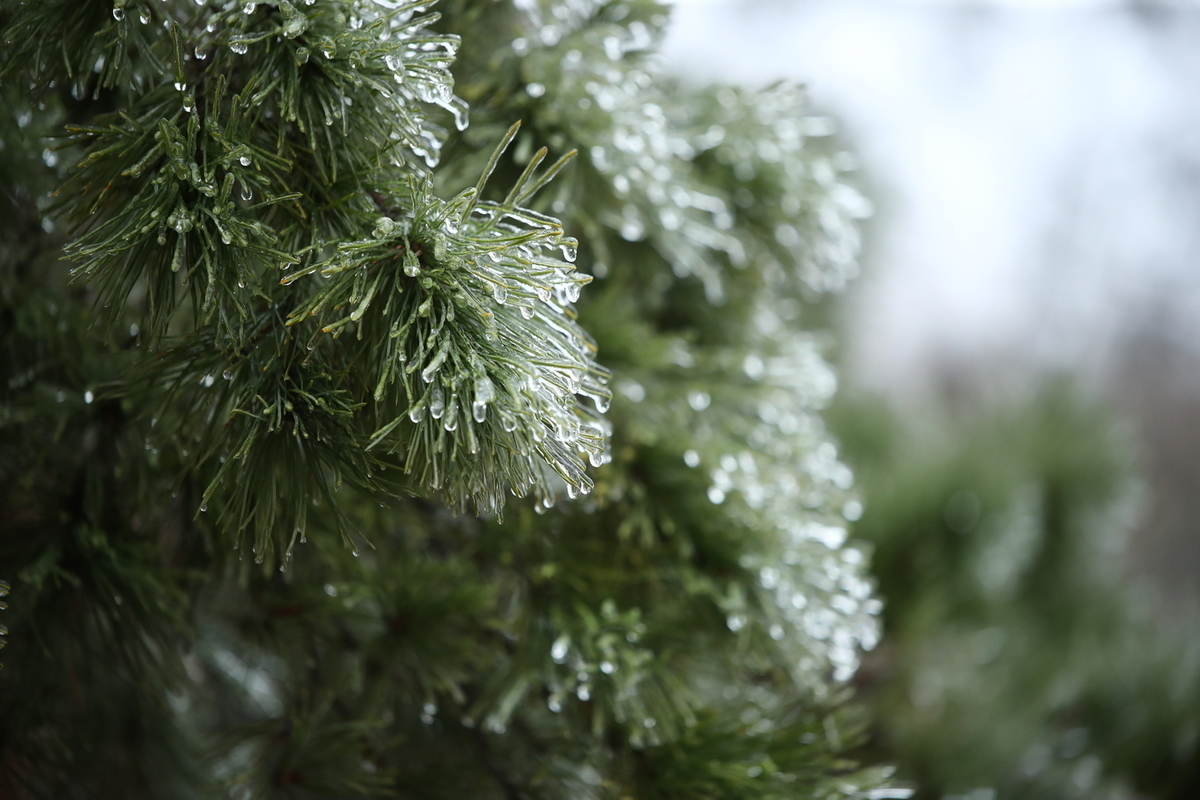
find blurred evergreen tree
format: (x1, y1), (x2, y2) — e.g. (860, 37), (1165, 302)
(830, 381), (1200, 800)
(0, 1), (895, 797)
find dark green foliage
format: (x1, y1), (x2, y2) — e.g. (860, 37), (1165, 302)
(0, 0), (893, 797)
(831, 382), (1200, 800)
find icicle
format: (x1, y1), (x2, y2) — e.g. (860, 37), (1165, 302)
(472, 376), (494, 423)
(428, 384), (445, 419)
(420, 339), (449, 383)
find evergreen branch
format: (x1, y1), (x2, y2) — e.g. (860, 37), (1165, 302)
(0, 0), (168, 98)
(58, 86), (296, 344)
(126, 313), (386, 566)
(284, 131), (610, 516)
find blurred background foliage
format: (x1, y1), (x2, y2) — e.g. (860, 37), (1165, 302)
(827, 379), (1200, 800)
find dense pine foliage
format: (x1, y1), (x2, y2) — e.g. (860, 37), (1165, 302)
(0, 1), (894, 797)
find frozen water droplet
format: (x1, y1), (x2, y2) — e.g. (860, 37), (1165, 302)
(526, 82), (545, 98)
(843, 499), (863, 522)
(84, 390), (94, 404)
(618, 380), (645, 403)
(240, 184), (253, 201)
(600, 660), (615, 675)
(174, 81), (186, 92)
(620, 218), (644, 241)
(428, 385), (445, 419)
(239, 155), (252, 167)
(243, 2), (256, 12)
(550, 635), (569, 663)
(421, 342), (448, 383)
(468, 376), (487, 422)
(199, 501), (208, 512)
(449, 97), (469, 131)
(282, 13), (308, 38)
(559, 243), (577, 263)
(201, 374), (215, 387)
(372, 216), (395, 238)
(230, 42), (249, 55)
(726, 614), (746, 632)
(112, 7), (125, 20)
(576, 685), (590, 701)
(743, 354), (765, 379)
(683, 449), (700, 468)
(223, 368), (234, 380)
(491, 283), (507, 305)
(707, 486), (725, 504)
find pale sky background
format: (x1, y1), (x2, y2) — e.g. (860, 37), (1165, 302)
(662, 0), (1200, 395)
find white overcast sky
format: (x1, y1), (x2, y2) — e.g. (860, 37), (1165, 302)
(663, 0), (1200, 393)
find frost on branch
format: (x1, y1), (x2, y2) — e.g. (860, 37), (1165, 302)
(285, 123), (611, 515)
(681, 83), (873, 297)
(516, 0), (744, 301)
(219, 0), (468, 173)
(55, 0), (471, 345)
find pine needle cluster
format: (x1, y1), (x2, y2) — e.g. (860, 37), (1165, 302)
(0, 1), (898, 797)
